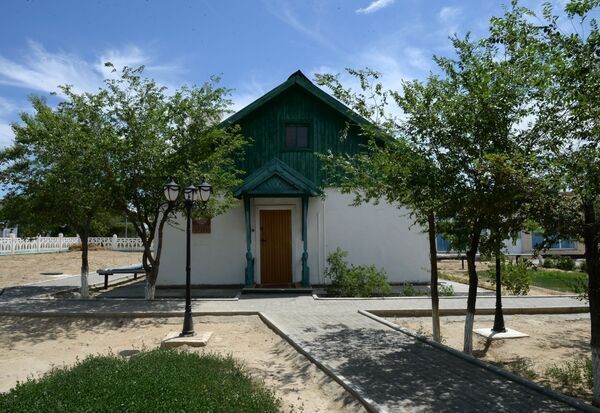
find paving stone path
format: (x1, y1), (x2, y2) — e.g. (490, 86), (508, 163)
(266, 310), (587, 412)
(0, 283), (594, 412)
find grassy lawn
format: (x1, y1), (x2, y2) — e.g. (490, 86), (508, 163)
(0, 349), (280, 413)
(529, 270), (587, 293)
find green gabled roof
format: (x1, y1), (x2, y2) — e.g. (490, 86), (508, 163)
(233, 158), (321, 198)
(219, 70), (369, 128)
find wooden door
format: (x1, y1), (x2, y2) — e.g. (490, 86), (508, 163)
(260, 210), (292, 285)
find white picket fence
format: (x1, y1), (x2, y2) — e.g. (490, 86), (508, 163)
(0, 234), (148, 255)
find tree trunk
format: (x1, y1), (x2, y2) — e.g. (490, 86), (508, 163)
(463, 230), (481, 354)
(145, 268), (158, 300)
(80, 233), (90, 299)
(428, 212), (441, 342)
(583, 199), (600, 406)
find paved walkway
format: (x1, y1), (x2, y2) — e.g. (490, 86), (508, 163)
(0, 272), (137, 300)
(0, 284), (594, 412)
(266, 310), (587, 412)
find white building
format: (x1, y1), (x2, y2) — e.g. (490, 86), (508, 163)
(159, 71), (429, 287)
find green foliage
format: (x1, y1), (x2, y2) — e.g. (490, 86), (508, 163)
(401, 283), (421, 297)
(0, 349), (280, 413)
(543, 256), (576, 271)
(493, 357), (538, 381)
(101, 66), (249, 290)
(438, 284), (455, 296)
(486, 261), (532, 295)
(542, 257), (557, 269)
(325, 247), (391, 297)
(580, 260), (588, 273)
(529, 270), (588, 294)
(545, 357), (593, 393)
(557, 256), (576, 271)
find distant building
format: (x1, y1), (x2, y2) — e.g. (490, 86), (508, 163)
(437, 231), (584, 256)
(1, 225), (18, 238)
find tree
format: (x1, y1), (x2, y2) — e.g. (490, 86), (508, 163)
(317, 3), (543, 353)
(519, 0), (600, 404)
(103, 66), (248, 299)
(0, 90), (115, 298)
(316, 70), (454, 343)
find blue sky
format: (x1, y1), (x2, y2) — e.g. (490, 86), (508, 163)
(0, 0), (577, 149)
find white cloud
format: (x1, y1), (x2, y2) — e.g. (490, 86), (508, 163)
(263, 0), (341, 53)
(0, 123), (14, 149)
(0, 42), (182, 147)
(438, 6), (463, 36)
(0, 97), (18, 117)
(438, 6), (462, 23)
(404, 47), (430, 72)
(356, 0), (395, 15)
(0, 41), (100, 95)
(96, 46), (151, 79)
(230, 78), (268, 113)
(0, 41), (180, 97)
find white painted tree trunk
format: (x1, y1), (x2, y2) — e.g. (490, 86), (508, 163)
(593, 346), (600, 406)
(145, 280), (156, 300)
(80, 271), (89, 298)
(463, 311), (475, 354)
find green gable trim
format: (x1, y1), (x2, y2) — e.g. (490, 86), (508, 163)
(220, 70), (369, 128)
(234, 158), (320, 198)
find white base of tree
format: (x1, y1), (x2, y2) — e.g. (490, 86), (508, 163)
(593, 346), (600, 406)
(80, 273), (89, 298)
(463, 311), (475, 354)
(146, 281), (156, 300)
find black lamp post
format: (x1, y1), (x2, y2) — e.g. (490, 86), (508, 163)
(492, 255), (506, 333)
(164, 178), (212, 337)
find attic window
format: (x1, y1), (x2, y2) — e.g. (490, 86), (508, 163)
(286, 124), (309, 149)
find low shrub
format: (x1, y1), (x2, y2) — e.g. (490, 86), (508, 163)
(325, 247), (391, 297)
(543, 256), (576, 271)
(68, 243), (107, 251)
(486, 261), (532, 295)
(580, 260), (587, 273)
(493, 357), (538, 381)
(438, 284), (455, 296)
(545, 357), (593, 394)
(0, 349), (281, 413)
(402, 283), (420, 296)
(567, 275), (589, 302)
(542, 256), (557, 268)
(556, 256), (576, 271)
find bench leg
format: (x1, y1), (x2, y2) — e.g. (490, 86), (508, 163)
(134, 273), (138, 280)
(104, 275), (108, 290)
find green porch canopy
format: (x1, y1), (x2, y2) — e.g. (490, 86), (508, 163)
(233, 158), (321, 198)
(235, 158), (318, 289)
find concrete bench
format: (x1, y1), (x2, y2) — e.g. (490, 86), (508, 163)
(97, 264), (145, 289)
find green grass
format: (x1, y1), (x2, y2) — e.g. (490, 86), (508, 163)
(529, 270), (587, 293)
(0, 349), (281, 413)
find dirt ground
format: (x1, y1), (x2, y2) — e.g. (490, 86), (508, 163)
(392, 314), (592, 400)
(0, 251), (142, 288)
(0, 315), (364, 412)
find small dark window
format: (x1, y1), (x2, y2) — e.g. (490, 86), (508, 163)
(192, 217), (211, 234)
(285, 124), (309, 149)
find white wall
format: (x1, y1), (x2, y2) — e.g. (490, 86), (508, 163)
(157, 203), (247, 286)
(321, 190), (429, 284)
(158, 189), (429, 286)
